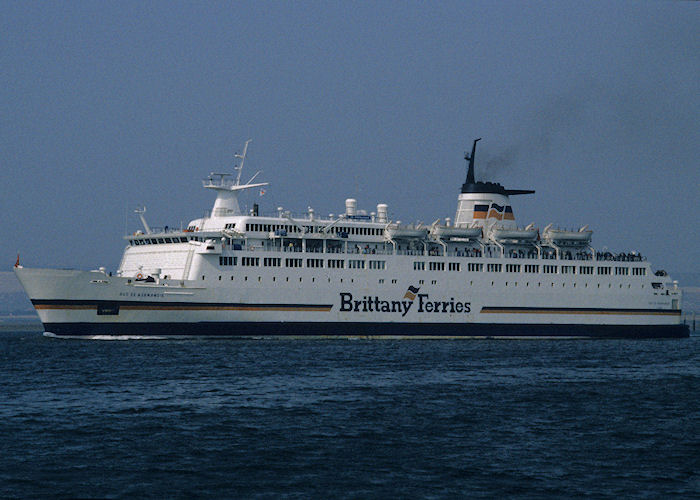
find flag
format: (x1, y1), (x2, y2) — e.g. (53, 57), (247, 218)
(259, 189), (266, 196)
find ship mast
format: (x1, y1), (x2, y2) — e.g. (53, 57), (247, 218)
(234, 139), (251, 186)
(203, 139), (269, 218)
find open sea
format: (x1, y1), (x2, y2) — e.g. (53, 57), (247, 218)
(1, 324), (699, 499)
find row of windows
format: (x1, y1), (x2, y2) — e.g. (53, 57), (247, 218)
(410, 261), (647, 276)
(217, 256), (648, 277)
(242, 223), (383, 236)
(204, 273), (648, 291)
(130, 236), (191, 245)
(219, 257), (387, 269)
(242, 257), (259, 266)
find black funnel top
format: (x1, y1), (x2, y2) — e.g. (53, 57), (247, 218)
(460, 138), (535, 196)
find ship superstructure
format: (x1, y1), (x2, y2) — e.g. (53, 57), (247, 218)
(15, 139), (689, 338)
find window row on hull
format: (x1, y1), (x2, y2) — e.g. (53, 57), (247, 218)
(216, 256), (647, 276)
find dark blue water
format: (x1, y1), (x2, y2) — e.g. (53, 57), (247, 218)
(1, 327), (699, 499)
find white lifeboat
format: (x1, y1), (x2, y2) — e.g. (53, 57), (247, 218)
(491, 227), (539, 241)
(430, 226), (482, 240)
(384, 224), (429, 239)
(542, 224), (593, 242)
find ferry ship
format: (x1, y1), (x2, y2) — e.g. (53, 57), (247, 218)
(14, 139), (689, 338)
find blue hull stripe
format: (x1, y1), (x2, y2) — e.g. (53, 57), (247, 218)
(41, 322), (690, 338)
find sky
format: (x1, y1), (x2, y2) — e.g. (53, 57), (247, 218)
(1, 1), (698, 276)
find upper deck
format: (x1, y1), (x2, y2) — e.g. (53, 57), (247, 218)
(120, 138), (661, 281)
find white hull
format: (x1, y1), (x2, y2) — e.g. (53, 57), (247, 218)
(15, 253), (686, 338)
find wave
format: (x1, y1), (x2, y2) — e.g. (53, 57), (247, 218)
(43, 332), (168, 340)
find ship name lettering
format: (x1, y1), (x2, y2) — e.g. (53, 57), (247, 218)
(339, 292), (470, 316)
(417, 294), (471, 314)
(339, 293), (413, 317)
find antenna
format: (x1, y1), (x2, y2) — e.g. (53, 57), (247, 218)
(234, 139), (252, 185)
(134, 206), (151, 234)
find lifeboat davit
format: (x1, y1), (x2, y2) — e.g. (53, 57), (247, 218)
(430, 226), (482, 239)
